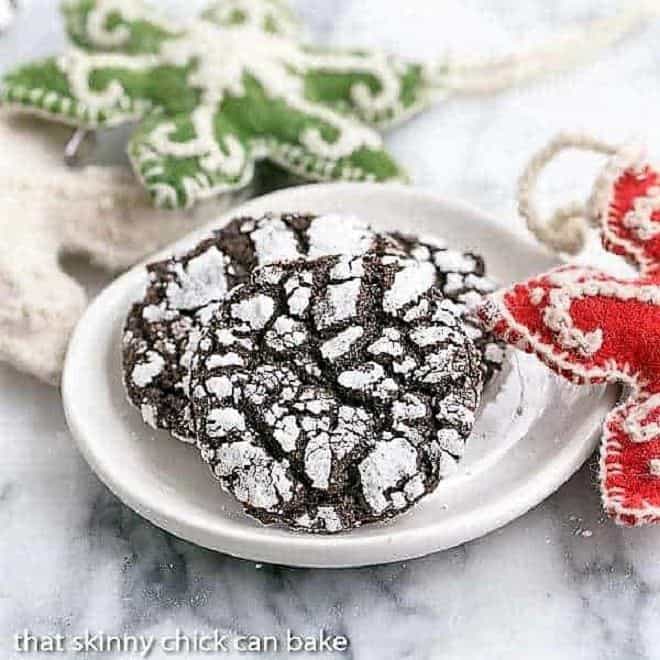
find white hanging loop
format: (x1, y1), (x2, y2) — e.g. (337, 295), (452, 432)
(517, 133), (622, 255)
(0, 0), (17, 33)
(439, 1), (660, 95)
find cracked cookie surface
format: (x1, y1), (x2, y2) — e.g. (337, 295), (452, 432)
(189, 252), (483, 533)
(391, 232), (506, 381)
(122, 213), (502, 441)
(122, 212), (388, 440)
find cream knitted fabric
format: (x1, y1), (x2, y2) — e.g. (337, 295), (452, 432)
(0, 115), (239, 384)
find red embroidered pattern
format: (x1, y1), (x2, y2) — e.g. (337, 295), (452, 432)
(479, 155), (660, 525)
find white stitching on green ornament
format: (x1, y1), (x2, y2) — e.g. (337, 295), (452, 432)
(202, 0), (300, 37)
(2, 0), (656, 209)
(2, 0), (422, 208)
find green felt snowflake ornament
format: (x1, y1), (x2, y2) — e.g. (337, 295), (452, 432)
(1, 0), (442, 209)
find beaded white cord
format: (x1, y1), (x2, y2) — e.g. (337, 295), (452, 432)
(441, 1), (660, 95)
(517, 133), (623, 255)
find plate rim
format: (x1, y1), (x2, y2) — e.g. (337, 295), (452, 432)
(62, 182), (614, 568)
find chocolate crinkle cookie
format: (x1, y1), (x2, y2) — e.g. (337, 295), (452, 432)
(189, 251), (484, 533)
(122, 212), (503, 444)
(391, 232), (506, 382)
(122, 212), (391, 441)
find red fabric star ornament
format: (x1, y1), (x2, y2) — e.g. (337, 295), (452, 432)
(591, 149), (660, 277)
(479, 147), (660, 525)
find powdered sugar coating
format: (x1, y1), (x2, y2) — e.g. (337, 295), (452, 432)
(383, 260), (436, 313)
(122, 212), (390, 440)
(190, 252), (483, 533)
(391, 232), (506, 381)
(165, 247), (229, 310)
(131, 350), (166, 388)
(123, 213), (501, 442)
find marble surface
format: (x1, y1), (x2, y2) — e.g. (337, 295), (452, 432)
(3, 1), (660, 658)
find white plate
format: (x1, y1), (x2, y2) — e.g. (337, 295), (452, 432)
(62, 183), (616, 568)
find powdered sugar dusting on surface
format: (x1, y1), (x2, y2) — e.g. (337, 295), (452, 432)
(268, 409), (300, 453)
(230, 294), (275, 329)
(140, 403), (158, 429)
(330, 255), (365, 280)
(383, 260), (436, 313)
(213, 441), (294, 510)
(131, 351), (165, 387)
(189, 253), (483, 533)
(142, 304), (177, 323)
(393, 233), (506, 382)
(296, 507), (343, 533)
(250, 216), (301, 265)
(166, 246), (228, 310)
(410, 325), (456, 347)
(285, 273), (313, 317)
(368, 328), (404, 357)
(359, 437), (420, 514)
(320, 326), (364, 360)
(207, 407), (247, 436)
(123, 213), (496, 522)
(206, 352), (245, 368)
(433, 250), (476, 273)
(307, 214), (375, 257)
(436, 428), (465, 457)
(123, 212), (372, 439)
(315, 279), (362, 328)
(304, 432), (332, 490)
(206, 376), (234, 400)
(265, 316), (309, 351)
(339, 362), (388, 392)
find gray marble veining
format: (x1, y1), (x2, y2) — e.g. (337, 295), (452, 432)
(2, 1), (660, 658)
